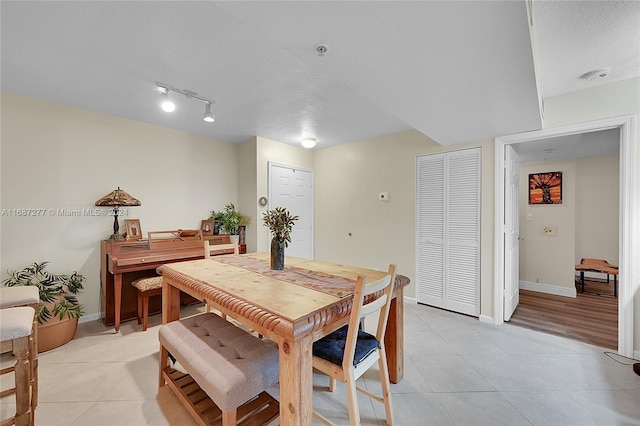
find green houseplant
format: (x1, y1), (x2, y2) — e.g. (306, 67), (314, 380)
(3, 261), (85, 352)
(210, 203), (250, 235)
(262, 207), (298, 270)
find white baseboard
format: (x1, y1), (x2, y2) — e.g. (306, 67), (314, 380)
(79, 312), (101, 324)
(520, 280), (576, 298)
(404, 296), (417, 304)
(479, 314), (493, 324)
(634, 350), (640, 362)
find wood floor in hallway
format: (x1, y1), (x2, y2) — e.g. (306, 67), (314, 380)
(508, 279), (618, 350)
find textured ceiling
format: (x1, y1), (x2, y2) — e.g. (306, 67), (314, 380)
(533, 0), (639, 97)
(1, 1), (637, 151)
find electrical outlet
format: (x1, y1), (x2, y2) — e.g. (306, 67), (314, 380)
(378, 192), (389, 201)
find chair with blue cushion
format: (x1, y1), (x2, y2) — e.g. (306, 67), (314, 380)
(312, 264), (397, 425)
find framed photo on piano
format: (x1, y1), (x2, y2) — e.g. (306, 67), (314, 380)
(125, 219), (142, 240)
(201, 219), (214, 236)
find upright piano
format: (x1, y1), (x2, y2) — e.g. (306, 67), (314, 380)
(100, 231), (234, 331)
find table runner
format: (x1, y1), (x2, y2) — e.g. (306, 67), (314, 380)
(213, 255), (356, 298)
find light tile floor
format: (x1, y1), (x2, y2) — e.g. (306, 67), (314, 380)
(1, 302), (638, 425)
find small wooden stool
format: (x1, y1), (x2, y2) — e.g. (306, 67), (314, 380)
(131, 276), (163, 331)
(0, 287), (40, 418)
(0, 306), (36, 426)
(159, 313), (279, 425)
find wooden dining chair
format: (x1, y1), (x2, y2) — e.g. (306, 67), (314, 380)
(0, 286), (40, 420)
(0, 306), (36, 426)
(203, 239), (239, 259)
(312, 264), (397, 426)
(203, 239), (239, 317)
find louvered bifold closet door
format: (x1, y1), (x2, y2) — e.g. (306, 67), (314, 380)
(416, 148), (480, 316)
(416, 154), (445, 308)
(445, 149), (480, 316)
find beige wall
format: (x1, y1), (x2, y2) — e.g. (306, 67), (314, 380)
(255, 137), (314, 253)
(519, 155), (620, 291)
(575, 155), (619, 265)
(2, 76), (637, 352)
(313, 130), (496, 320)
(237, 138), (258, 252)
(1, 92), (238, 318)
(519, 160), (577, 289)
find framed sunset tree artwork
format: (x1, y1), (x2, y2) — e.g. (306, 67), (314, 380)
(529, 171), (562, 204)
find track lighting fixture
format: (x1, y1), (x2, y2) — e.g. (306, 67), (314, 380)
(203, 101), (215, 123)
(156, 82), (216, 123)
(159, 87), (176, 112)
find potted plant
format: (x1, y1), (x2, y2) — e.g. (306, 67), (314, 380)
(262, 207), (298, 270)
(2, 261), (85, 352)
(210, 203), (250, 238)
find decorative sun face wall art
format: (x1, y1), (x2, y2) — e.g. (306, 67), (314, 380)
(529, 171), (562, 205)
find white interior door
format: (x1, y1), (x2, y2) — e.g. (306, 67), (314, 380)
(504, 145), (520, 321)
(268, 162), (314, 259)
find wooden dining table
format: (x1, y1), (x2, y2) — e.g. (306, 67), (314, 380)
(158, 252), (409, 426)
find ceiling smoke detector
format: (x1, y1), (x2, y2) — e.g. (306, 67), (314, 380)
(579, 68), (610, 81)
(316, 44), (329, 57)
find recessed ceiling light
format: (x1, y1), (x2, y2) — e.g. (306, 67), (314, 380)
(579, 68), (610, 81)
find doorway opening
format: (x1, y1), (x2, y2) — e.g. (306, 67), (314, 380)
(494, 115), (637, 358)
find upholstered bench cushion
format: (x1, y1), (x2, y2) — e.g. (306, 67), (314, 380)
(0, 307), (35, 342)
(159, 313), (279, 412)
(0, 287), (39, 309)
(313, 325), (380, 367)
(131, 276), (162, 292)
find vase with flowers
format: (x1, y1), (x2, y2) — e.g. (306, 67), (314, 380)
(262, 207), (299, 270)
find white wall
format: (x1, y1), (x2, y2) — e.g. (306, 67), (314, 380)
(0, 92), (238, 319)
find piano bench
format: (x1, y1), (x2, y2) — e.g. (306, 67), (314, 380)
(131, 276), (163, 331)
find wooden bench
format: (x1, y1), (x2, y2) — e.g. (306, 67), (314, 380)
(158, 313), (279, 425)
(575, 258), (619, 297)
